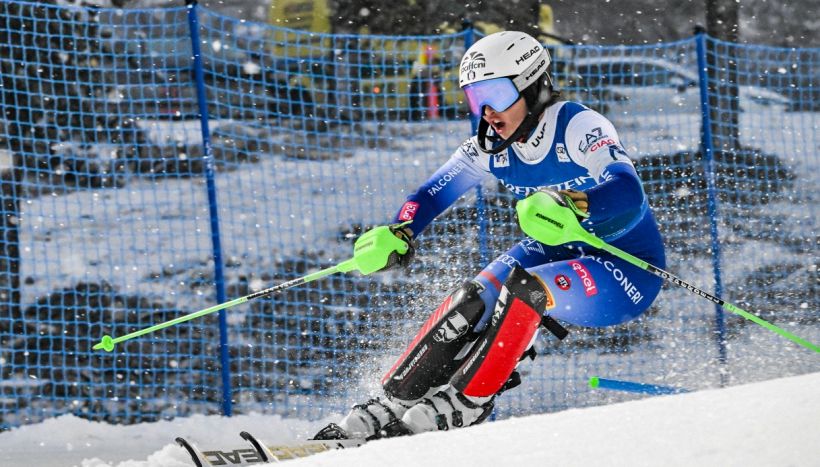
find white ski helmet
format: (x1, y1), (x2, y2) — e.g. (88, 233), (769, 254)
(459, 31), (556, 153)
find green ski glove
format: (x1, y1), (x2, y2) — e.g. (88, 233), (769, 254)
(350, 222), (416, 275)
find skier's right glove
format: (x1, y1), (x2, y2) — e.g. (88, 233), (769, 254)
(382, 225), (417, 270)
(354, 223), (417, 274)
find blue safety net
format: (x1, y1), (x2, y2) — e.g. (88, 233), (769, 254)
(0, 1), (816, 429)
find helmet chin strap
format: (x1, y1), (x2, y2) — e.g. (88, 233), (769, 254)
(476, 80), (555, 155)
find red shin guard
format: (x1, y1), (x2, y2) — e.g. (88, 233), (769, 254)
(451, 266), (547, 397)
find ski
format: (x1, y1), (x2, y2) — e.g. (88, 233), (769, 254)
(240, 430), (366, 462)
(176, 435), (271, 466)
(175, 433), (366, 466)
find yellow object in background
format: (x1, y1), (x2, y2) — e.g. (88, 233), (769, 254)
(268, 0), (331, 33)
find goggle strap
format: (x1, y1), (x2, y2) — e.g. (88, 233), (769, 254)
(512, 50), (549, 91)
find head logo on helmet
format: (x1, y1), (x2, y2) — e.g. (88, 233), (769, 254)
(459, 31), (558, 154)
(516, 45), (542, 65)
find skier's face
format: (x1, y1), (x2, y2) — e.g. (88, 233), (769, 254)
(483, 97), (527, 140)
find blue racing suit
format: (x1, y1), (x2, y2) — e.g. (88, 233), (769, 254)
(393, 101), (666, 328)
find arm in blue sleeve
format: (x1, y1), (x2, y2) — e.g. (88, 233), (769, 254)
(392, 156), (486, 236)
(584, 162), (645, 222)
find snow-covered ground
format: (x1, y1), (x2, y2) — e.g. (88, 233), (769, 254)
(0, 371), (817, 467)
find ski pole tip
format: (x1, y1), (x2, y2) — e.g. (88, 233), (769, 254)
(94, 335), (115, 352)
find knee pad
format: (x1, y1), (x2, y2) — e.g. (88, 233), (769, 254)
(450, 266), (547, 398)
(382, 281), (486, 401)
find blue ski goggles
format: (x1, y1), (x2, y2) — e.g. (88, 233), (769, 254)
(462, 77), (521, 116)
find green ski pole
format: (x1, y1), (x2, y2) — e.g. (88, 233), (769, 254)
(94, 224), (410, 352)
(515, 190), (820, 354)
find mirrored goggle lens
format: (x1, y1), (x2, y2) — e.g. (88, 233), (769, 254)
(463, 78), (520, 115)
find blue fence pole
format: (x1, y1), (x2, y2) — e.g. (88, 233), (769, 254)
(694, 32), (728, 382)
(185, 0), (233, 416)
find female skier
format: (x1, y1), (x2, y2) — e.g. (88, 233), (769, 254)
(315, 30), (666, 439)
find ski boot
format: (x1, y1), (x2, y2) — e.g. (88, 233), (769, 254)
(400, 385), (495, 433)
(312, 397), (414, 440)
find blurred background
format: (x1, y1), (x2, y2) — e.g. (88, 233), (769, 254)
(128, 0), (817, 47)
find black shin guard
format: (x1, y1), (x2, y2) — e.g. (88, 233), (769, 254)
(450, 266), (548, 398)
(382, 281), (486, 401)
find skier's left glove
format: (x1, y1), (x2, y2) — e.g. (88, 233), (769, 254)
(558, 189), (590, 221)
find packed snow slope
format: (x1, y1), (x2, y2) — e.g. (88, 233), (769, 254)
(0, 371), (817, 467)
(287, 372), (820, 467)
